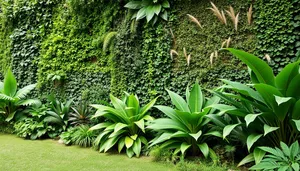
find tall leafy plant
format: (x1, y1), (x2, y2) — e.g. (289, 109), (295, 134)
(209, 49), (300, 166)
(148, 83), (220, 159)
(0, 69), (39, 122)
(125, 0), (170, 24)
(90, 93), (158, 158)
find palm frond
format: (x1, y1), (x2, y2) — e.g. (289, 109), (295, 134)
(0, 94), (14, 101)
(16, 99), (41, 106)
(187, 14), (202, 28)
(15, 84), (37, 99)
(3, 69), (17, 97)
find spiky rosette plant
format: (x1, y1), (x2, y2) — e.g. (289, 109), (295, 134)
(148, 83), (220, 160)
(90, 93), (158, 158)
(0, 69), (39, 122)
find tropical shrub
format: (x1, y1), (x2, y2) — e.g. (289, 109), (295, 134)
(60, 127), (78, 145)
(90, 93), (158, 157)
(148, 83), (220, 160)
(0, 69), (39, 122)
(44, 95), (73, 132)
(69, 102), (92, 126)
(209, 48), (300, 166)
(14, 102), (60, 139)
(125, 0), (170, 24)
(250, 141), (300, 171)
(72, 125), (96, 147)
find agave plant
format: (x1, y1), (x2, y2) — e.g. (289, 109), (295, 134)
(209, 48), (300, 166)
(148, 83), (220, 159)
(0, 69), (39, 122)
(44, 94), (73, 131)
(90, 93), (158, 158)
(250, 141), (300, 171)
(69, 102), (92, 126)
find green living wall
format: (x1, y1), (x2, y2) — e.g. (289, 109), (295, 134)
(0, 0), (299, 106)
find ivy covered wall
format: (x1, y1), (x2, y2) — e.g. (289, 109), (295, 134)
(0, 0), (299, 106)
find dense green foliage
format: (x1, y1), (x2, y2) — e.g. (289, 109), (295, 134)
(90, 93), (158, 157)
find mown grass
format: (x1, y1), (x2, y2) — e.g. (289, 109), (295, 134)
(0, 134), (174, 171)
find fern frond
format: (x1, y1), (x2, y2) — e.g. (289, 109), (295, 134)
(0, 94), (14, 101)
(103, 32), (118, 52)
(187, 14), (202, 28)
(247, 4), (253, 25)
(15, 84), (36, 99)
(16, 99), (41, 106)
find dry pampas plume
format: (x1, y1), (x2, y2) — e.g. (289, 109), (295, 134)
(225, 6), (239, 31)
(169, 28), (176, 48)
(208, 2), (227, 25)
(183, 48), (192, 66)
(170, 49), (178, 59)
(264, 54), (271, 63)
(187, 14), (203, 28)
(221, 37), (231, 48)
(210, 50), (219, 65)
(247, 4), (253, 25)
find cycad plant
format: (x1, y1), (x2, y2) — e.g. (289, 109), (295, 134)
(0, 69), (39, 122)
(148, 83), (220, 159)
(90, 93), (158, 158)
(209, 48), (300, 166)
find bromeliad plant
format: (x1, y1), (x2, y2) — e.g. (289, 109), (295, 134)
(148, 83), (220, 159)
(0, 69), (39, 122)
(250, 141), (300, 171)
(125, 0), (170, 24)
(90, 93), (158, 158)
(209, 48), (300, 166)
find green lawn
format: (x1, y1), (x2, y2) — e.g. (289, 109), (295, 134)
(0, 134), (174, 171)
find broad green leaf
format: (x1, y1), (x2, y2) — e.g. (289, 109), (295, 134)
(189, 130), (202, 141)
(162, 0), (170, 8)
(118, 137), (125, 153)
(223, 124), (240, 139)
(274, 95), (292, 105)
(153, 4), (162, 15)
(124, 1), (143, 9)
(139, 97), (158, 117)
(198, 143), (209, 158)
(238, 153), (254, 166)
(146, 6), (156, 22)
(149, 132), (172, 146)
(130, 134), (138, 140)
(114, 123), (128, 133)
(125, 136), (134, 148)
(89, 123), (112, 131)
(292, 163), (299, 171)
(264, 124), (279, 136)
(290, 141), (299, 159)
(253, 148), (266, 164)
(0, 82), (3, 91)
(247, 134), (263, 151)
(134, 119), (145, 133)
(180, 142), (191, 155)
(280, 142), (290, 157)
(136, 7), (147, 20)
(292, 119), (300, 131)
(110, 94), (127, 115)
(126, 95), (139, 115)
(104, 136), (120, 152)
(4, 69), (17, 97)
(132, 138), (141, 157)
(249, 162), (280, 170)
(126, 148), (134, 158)
(5, 111), (16, 122)
(160, 10), (168, 20)
(204, 131), (222, 138)
(245, 113), (262, 127)
(147, 118), (188, 132)
(226, 48), (275, 85)
(167, 89), (190, 112)
(286, 74), (300, 98)
(189, 83), (203, 113)
(275, 62), (300, 95)
(292, 100), (300, 119)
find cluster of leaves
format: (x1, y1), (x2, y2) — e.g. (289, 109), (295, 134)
(60, 125), (96, 147)
(125, 0), (170, 24)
